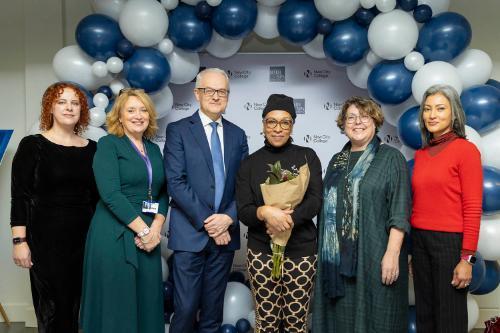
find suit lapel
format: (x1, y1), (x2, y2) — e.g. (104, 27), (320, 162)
(189, 111), (214, 178)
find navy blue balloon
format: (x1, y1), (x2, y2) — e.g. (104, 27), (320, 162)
(367, 60), (414, 104)
(398, 106), (422, 150)
(413, 4), (432, 23)
(461, 84), (500, 133)
(220, 324), (238, 333)
(228, 271), (246, 284)
(116, 39), (135, 59)
(235, 318), (251, 333)
(317, 18), (333, 35)
(168, 4), (212, 52)
(97, 85), (113, 99)
(277, 0), (320, 45)
(416, 12), (472, 62)
(398, 0), (417, 11)
(355, 8), (375, 26)
(75, 14), (123, 61)
(123, 48), (171, 93)
(323, 19), (368, 66)
(408, 306), (417, 333)
(195, 1), (212, 20)
(483, 166), (500, 214)
(212, 0), (257, 40)
(486, 79), (500, 90)
(470, 251), (486, 293)
(407, 159), (415, 178)
(471, 260), (500, 295)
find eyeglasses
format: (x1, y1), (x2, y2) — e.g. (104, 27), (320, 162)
(119, 88), (145, 96)
(345, 114), (371, 124)
(196, 87), (229, 98)
(263, 118), (294, 130)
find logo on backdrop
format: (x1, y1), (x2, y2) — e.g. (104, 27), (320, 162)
(293, 98), (305, 114)
(304, 134), (331, 144)
(323, 101), (343, 111)
(173, 102), (193, 111)
(384, 134), (401, 145)
(243, 101), (266, 111)
(269, 66), (286, 82)
(227, 69), (251, 79)
(304, 69), (331, 79)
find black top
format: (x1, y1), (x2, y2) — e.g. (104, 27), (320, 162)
(236, 140), (323, 257)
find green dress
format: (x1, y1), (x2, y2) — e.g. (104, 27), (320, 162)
(81, 135), (168, 333)
(312, 144), (411, 333)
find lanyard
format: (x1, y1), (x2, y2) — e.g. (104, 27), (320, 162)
(128, 137), (153, 201)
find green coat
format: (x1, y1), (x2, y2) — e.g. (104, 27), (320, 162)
(81, 135), (168, 333)
(312, 144), (411, 333)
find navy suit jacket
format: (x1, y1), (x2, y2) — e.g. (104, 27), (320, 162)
(164, 111), (248, 252)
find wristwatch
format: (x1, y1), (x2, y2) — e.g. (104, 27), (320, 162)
(461, 254), (476, 265)
(12, 237), (27, 245)
(137, 227), (150, 238)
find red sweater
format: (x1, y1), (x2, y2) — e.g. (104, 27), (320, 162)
(411, 138), (483, 251)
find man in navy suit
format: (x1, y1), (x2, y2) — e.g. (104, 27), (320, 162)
(164, 68), (248, 333)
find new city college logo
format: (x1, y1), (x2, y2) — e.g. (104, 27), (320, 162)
(303, 68), (331, 79)
(173, 102), (192, 111)
(323, 101), (343, 111)
(304, 134), (331, 144)
(226, 69), (251, 79)
(243, 101), (266, 111)
(269, 66), (286, 82)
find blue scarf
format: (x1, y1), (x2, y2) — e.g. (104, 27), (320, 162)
(320, 136), (380, 299)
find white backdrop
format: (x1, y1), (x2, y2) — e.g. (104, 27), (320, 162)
(155, 53), (401, 272)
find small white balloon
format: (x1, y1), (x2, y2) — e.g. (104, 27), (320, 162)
(481, 125), (500, 169)
(93, 93), (110, 109)
(257, 0), (286, 6)
(89, 106), (107, 127)
(404, 51), (425, 72)
(166, 48), (201, 85)
(253, 3), (280, 39)
(464, 125), (483, 158)
(158, 38), (175, 55)
(92, 61), (108, 78)
(109, 78), (129, 96)
(477, 214), (500, 261)
(376, 0), (396, 12)
(418, 0), (450, 16)
(366, 50), (382, 67)
(206, 31), (242, 58)
(411, 61), (463, 103)
(222, 282), (253, 326)
(160, 237), (173, 259)
(467, 294), (479, 332)
(302, 34), (326, 59)
(207, 0), (223, 5)
(314, 0), (360, 21)
(90, 0), (126, 20)
(106, 56), (124, 74)
(400, 145), (416, 161)
(150, 85), (174, 119)
(346, 57), (373, 89)
(452, 49), (493, 89)
(360, 0), (376, 8)
(161, 0), (179, 10)
(82, 126), (108, 142)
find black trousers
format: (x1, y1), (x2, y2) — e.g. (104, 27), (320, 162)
(411, 228), (468, 333)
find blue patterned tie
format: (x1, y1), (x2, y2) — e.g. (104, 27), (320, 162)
(210, 122), (225, 212)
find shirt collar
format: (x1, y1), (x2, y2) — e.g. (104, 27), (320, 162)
(199, 110), (223, 128)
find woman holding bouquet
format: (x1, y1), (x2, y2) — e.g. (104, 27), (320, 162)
(312, 97), (411, 332)
(236, 94), (323, 332)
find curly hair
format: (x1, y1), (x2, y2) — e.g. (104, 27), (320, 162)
(39, 82), (89, 135)
(336, 96), (384, 132)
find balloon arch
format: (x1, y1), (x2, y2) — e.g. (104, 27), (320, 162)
(51, 0), (500, 331)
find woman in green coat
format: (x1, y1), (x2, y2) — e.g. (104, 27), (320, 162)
(81, 88), (168, 333)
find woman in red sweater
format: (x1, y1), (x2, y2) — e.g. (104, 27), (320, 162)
(411, 84), (483, 333)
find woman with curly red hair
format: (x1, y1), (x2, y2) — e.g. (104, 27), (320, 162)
(10, 82), (99, 332)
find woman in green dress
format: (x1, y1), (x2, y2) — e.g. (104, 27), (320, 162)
(81, 88), (168, 333)
(312, 97), (411, 332)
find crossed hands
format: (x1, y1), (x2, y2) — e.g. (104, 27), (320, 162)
(204, 214), (233, 246)
(134, 224), (162, 252)
(257, 206), (294, 238)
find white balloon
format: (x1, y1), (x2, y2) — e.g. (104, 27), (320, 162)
(257, 0), (286, 6)
(400, 145), (416, 161)
(53, 45), (113, 90)
(29, 120), (41, 135)
(253, 3), (280, 40)
(346, 57), (373, 89)
(247, 310), (256, 328)
(222, 282), (253, 326)
(150, 85), (174, 119)
(376, 0), (396, 12)
(368, 10), (419, 60)
(166, 48), (201, 85)
(106, 56), (124, 74)
(161, 256), (169, 281)
(181, 0), (202, 5)
(158, 38), (175, 55)
(452, 49), (493, 89)
(467, 294), (479, 332)
(464, 125), (483, 158)
(303, 34), (326, 59)
(161, 0), (179, 10)
(89, 107), (107, 127)
(90, 0), (126, 20)
(206, 31), (242, 59)
(477, 214), (500, 261)
(109, 78), (129, 96)
(314, 0), (360, 21)
(92, 61), (109, 78)
(481, 125), (500, 169)
(360, 0), (376, 9)
(411, 61), (463, 103)
(365, 50), (382, 67)
(404, 51), (425, 72)
(207, 0), (223, 5)
(408, 274), (415, 306)
(160, 237), (173, 260)
(381, 97), (418, 126)
(82, 126), (108, 142)
(119, 0), (169, 47)
(93, 93), (110, 109)
(418, 0), (450, 16)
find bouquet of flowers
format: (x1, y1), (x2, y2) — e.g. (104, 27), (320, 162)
(260, 161), (310, 278)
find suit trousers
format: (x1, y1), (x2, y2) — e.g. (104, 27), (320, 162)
(169, 239), (234, 333)
(411, 228), (468, 333)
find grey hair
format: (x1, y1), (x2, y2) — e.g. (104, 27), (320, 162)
(195, 68), (230, 89)
(419, 84), (467, 147)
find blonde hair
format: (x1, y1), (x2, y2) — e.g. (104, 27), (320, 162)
(106, 88), (158, 139)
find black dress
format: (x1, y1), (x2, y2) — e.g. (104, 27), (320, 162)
(10, 134), (98, 333)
